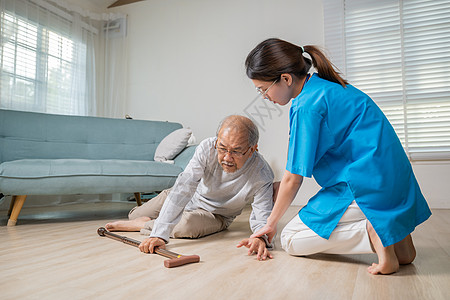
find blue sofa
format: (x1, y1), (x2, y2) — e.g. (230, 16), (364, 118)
(0, 109), (196, 226)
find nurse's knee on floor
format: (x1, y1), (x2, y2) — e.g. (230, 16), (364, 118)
(280, 232), (322, 256)
(281, 232), (301, 256)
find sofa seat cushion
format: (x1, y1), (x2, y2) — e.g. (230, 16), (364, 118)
(0, 159), (184, 195)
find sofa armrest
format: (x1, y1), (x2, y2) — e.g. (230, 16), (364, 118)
(173, 145), (197, 170)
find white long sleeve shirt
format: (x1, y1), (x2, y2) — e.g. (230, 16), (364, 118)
(150, 137), (274, 242)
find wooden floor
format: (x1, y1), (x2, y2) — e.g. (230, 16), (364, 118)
(0, 202), (449, 300)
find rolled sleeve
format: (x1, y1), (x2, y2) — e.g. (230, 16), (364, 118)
(286, 110), (324, 177)
(150, 139), (210, 241)
(249, 181), (273, 232)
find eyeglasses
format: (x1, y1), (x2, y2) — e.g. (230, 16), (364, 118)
(256, 79), (278, 100)
(215, 141), (251, 158)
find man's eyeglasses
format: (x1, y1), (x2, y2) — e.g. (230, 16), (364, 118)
(215, 141), (251, 158)
(256, 79), (277, 100)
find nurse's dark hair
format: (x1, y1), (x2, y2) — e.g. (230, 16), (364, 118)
(245, 38), (348, 87)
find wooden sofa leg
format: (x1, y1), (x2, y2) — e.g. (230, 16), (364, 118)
(134, 193), (142, 206)
(7, 195), (27, 226)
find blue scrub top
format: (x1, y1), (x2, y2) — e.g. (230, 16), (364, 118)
(286, 74), (431, 247)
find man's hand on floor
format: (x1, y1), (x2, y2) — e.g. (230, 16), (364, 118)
(237, 237), (273, 261)
(139, 237), (166, 253)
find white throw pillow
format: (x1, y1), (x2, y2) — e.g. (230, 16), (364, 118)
(154, 128), (192, 162)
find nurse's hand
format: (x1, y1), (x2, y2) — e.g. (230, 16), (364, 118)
(237, 237), (273, 261)
(250, 223), (277, 244)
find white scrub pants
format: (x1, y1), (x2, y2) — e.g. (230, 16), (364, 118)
(281, 201), (374, 255)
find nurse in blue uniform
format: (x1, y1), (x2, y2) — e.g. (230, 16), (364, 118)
(244, 38), (431, 275)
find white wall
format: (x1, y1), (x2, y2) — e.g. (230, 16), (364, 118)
(115, 0), (449, 208)
(114, 0), (324, 205)
(411, 161), (450, 209)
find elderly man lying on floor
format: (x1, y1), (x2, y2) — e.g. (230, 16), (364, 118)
(106, 115), (275, 260)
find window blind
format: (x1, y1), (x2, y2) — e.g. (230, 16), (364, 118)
(323, 0), (450, 161)
(0, 0), (93, 116)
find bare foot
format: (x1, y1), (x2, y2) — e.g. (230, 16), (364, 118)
(366, 221), (399, 275)
(105, 216), (151, 232)
(394, 234), (416, 265)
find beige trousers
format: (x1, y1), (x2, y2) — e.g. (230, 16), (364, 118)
(128, 189), (228, 238)
(281, 201), (374, 255)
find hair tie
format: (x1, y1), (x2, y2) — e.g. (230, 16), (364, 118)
(300, 46), (305, 53)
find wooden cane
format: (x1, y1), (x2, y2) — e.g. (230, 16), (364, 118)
(97, 227), (200, 268)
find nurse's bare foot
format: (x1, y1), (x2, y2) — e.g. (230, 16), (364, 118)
(105, 216), (151, 232)
(366, 220), (399, 275)
(394, 234), (416, 265)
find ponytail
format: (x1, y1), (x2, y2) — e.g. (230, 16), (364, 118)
(303, 45), (347, 87)
(246, 38), (347, 87)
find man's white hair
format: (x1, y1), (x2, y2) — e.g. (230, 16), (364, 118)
(216, 115), (259, 147)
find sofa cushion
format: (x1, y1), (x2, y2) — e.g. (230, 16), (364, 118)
(0, 159), (184, 195)
(0, 109), (183, 162)
(154, 128), (193, 162)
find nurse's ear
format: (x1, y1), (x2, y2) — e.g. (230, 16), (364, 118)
(280, 73), (294, 87)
